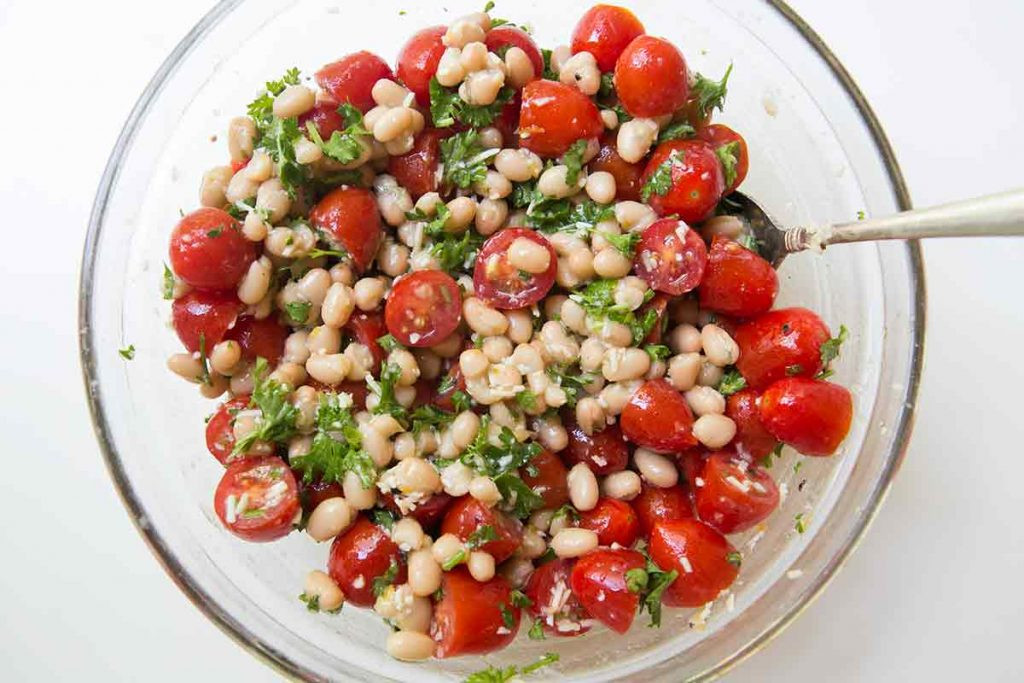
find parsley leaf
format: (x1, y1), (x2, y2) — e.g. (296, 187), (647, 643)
(291, 392), (376, 488)
(377, 334), (403, 354)
(598, 72), (615, 100)
(283, 300), (312, 325)
(690, 63), (733, 121)
(118, 345), (136, 360)
(162, 264), (175, 300)
(262, 115), (308, 197)
(726, 551), (743, 567)
(528, 619), (546, 640)
(522, 652), (559, 675)
(545, 363), (594, 408)
(464, 653), (559, 682)
(432, 229), (484, 272)
(643, 344), (671, 362)
(429, 78), (514, 129)
(460, 417), (541, 478)
(818, 325), (848, 375)
(601, 229), (641, 258)
(298, 592), (341, 614)
(439, 129), (500, 189)
(717, 368), (746, 396)
(232, 358), (299, 457)
(540, 48), (559, 80)
(494, 472), (545, 518)
(466, 525), (498, 549)
(515, 389), (538, 411)
(640, 150), (681, 202)
(527, 197), (615, 237)
(442, 549), (467, 571)
(715, 140), (740, 189)
(371, 508), (397, 530)
(657, 120), (696, 144)
(366, 362), (410, 426)
(372, 559), (400, 598)
(304, 104), (370, 165)
(795, 512), (808, 534)
(561, 139), (588, 185)
(637, 558), (677, 627)
(570, 278), (657, 344)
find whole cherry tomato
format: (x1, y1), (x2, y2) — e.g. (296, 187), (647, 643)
(634, 218), (708, 296)
(205, 396), (251, 465)
(384, 270), (463, 347)
(396, 26), (446, 107)
(571, 4), (646, 72)
(725, 389), (778, 460)
(523, 558), (591, 637)
(733, 308), (832, 388)
(698, 124), (750, 194)
(697, 237), (778, 318)
(214, 456), (300, 542)
(589, 133), (643, 201)
(520, 450), (571, 509)
(380, 491), (453, 530)
(344, 311), (388, 374)
(434, 568), (520, 657)
(169, 208), (255, 291)
(327, 516), (406, 607)
(563, 417), (630, 475)
(579, 498), (640, 547)
(315, 51), (394, 113)
(641, 139), (725, 223)
(473, 228), (557, 309)
(620, 379), (697, 452)
(649, 519), (739, 607)
(440, 496), (523, 563)
(171, 289), (241, 354)
(631, 483), (693, 538)
(569, 548), (646, 633)
(387, 128), (449, 199)
(308, 187), (382, 272)
(695, 452), (779, 534)
(518, 80), (604, 158)
(224, 315), (289, 366)
(758, 377), (853, 456)
(614, 35), (689, 118)
(297, 477), (343, 515)
(298, 102), (345, 140)
(485, 26), (544, 79)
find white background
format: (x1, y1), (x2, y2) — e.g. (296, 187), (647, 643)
(1, 0), (1022, 680)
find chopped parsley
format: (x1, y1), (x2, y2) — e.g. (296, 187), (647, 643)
(298, 592), (341, 614)
(726, 551), (743, 567)
(690, 63), (733, 121)
(366, 362), (409, 426)
(409, 404), (457, 434)
(465, 525), (498, 549)
(499, 603), (515, 629)
(439, 129), (500, 189)
(515, 389), (539, 411)
(644, 344), (671, 362)
(794, 512), (808, 534)
(377, 334), (403, 354)
(371, 508), (397, 530)
(551, 503), (580, 524)
(761, 442), (784, 468)
(231, 358), (299, 456)
(526, 196), (615, 237)
(283, 300), (312, 325)
(545, 363), (594, 408)
(540, 48), (559, 80)
(291, 392), (376, 488)
(510, 589), (533, 608)
(459, 417), (541, 478)
(246, 68), (307, 196)
(118, 345), (136, 360)
(625, 557), (678, 627)
(818, 325), (848, 376)
(162, 264), (175, 300)
(570, 278), (658, 344)
(601, 229), (641, 258)
(304, 103), (370, 165)
(493, 471), (545, 518)
(442, 549), (467, 571)
(429, 78), (514, 129)
(717, 368), (747, 396)
(371, 559), (400, 598)
(561, 139), (588, 185)
(657, 121), (696, 144)
(640, 150), (681, 202)
(464, 653), (559, 682)
(715, 140), (740, 189)
(528, 619), (546, 640)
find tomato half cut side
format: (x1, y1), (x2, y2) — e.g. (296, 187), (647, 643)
(694, 452), (780, 534)
(384, 270), (463, 347)
(473, 228), (557, 309)
(434, 568), (520, 657)
(213, 456), (300, 542)
(634, 219), (709, 296)
(205, 396), (251, 465)
(523, 558), (592, 637)
(387, 128), (449, 199)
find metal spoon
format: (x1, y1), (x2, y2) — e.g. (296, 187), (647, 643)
(725, 188), (1024, 268)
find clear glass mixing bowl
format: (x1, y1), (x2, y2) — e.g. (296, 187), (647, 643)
(79, 0), (925, 679)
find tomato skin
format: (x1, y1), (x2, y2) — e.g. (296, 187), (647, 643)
(205, 396), (251, 465)
(695, 452), (779, 534)
(440, 496), (523, 563)
(434, 568), (520, 657)
(432, 364), (467, 413)
(631, 483), (693, 538)
(589, 134), (643, 201)
(698, 237), (778, 318)
(224, 315), (289, 366)
(569, 548), (646, 633)
(649, 519), (739, 607)
(523, 559), (591, 637)
(520, 450), (571, 509)
(214, 456), (300, 542)
(725, 389), (778, 460)
(297, 477), (343, 514)
(171, 289), (241, 353)
(344, 312), (388, 374)
(758, 378), (853, 456)
(641, 293), (671, 345)
(327, 517), (406, 607)
(641, 140), (725, 223)
(315, 51), (394, 113)
(473, 228), (557, 309)
(633, 219), (708, 296)
(733, 308), (831, 389)
(396, 26), (447, 107)
(298, 102), (345, 140)
(308, 187), (382, 271)
(384, 270), (463, 347)
(169, 208), (256, 291)
(485, 26), (544, 79)
(620, 379), (698, 452)
(563, 417), (630, 475)
(698, 124), (750, 194)
(387, 128), (448, 199)
(614, 36), (689, 118)
(518, 80), (604, 158)
(380, 491), (453, 530)
(571, 4), (646, 72)
(579, 498), (640, 547)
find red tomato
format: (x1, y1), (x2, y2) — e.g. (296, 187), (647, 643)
(633, 219), (708, 296)
(676, 449), (707, 491)
(485, 26), (544, 79)
(230, 159), (248, 174)
(649, 519), (739, 607)
(315, 51), (394, 113)
(224, 316), (288, 366)
(569, 548), (646, 633)
(620, 379), (697, 452)
(473, 228), (557, 309)
(641, 140), (725, 223)
(380, 491), (453, 530)
(298, 102), (345, 140)
(327, 516), (406, 607)
(440, 496), (523, 563)
(697, 237), (778, 318)
(494, 91), (523, 143)
(571, 4), (646, 72)
(523, 558), (591, 637)
(297, 477), (343, 514)
(695, 452), (779, 534)
(520, 450), (570, 509)
(387, 128), (448, 199)
(171, 290), (241, 353)
(518, 80), (604, 158)
(168, 208), (255, 291)
(725, 389), (778, 460)
(563, 417), (630, 475)
(614, 36), (689, 118)
(308, 187), (382, 271)
(758, 378), (853, 456)
(344, 312), (388, 374)
(640, 293), (670, 344)
(213, 456), (300, 542)
(432, 364), (467, 413)
(579, 498), (640, 547)
(631, 483), (693, 538)
(205, 396), (250, 465)
(434, 568), (520, 657)
(396, 26), (446, 107)
(733, 308), (831, 388)
(384, 271), (463, 347)
(698, 124), (750, 194)
(589, 134), (643, 201)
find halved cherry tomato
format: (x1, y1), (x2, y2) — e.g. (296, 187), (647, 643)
(384, 270), (462, 347)
(633, 219), (708, 296)
(571, 4), (646, 72)
(315, 51), (394, 113)
(387, 128), (448, 199)
(697, 237), (778, 318)
(396, 26), (446, 107)
(563, 417), (630, 475)
(641, 140), (725, 223)
(695, 452), (779, 534)
(380, 491), (453, 530)
(523, 558), (591, 637)
(171, 289), (241, 353)
(758, 378), (853, 456)
(473, 228), (557, 309)
(620, 379), (697, 452)
(698, 124), (750, 194)
(494, 91), (523, 142)
(485, 26), (544, 79)
(640, 293), (670, 344)
(308, 187), (382, 272)
(725, 389), (778, 460)
(327, 516), (406, 607)
(298, 102), (345, 140)
(344, 311), (388, 374)
(649, 519), (739, 607)
(733, 308), (831, 388)
(434, 567), (520, 657)
(589, 133), (643, 201)
(440, 496), (523, 563)
(614, 35), (688, 118)
(518, 80), (604, 158)
(224, 315), (289, 366)
(213, 456), (300, 542)
(520, 450), (571, 509)
(631, 483), (693, 538)
(297, 477), (343, 515)
(579, 498), (640, 547)
(205, 396), (250, 465)
(569, 548), (645, 633)
(169, 208), (255, 291)
(676, 450), (707, 492)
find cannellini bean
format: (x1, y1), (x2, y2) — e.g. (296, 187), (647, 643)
(668, 352), (702, 391)
(445, 196), (477, 231)
(598, 380), (641, 416)
(377, 240), (410, 277)
(306, 497), (354, 542)
(407, 549), (443, 597)
(494, 148), (543, 182)
(475, 197), (508, 236)
(167, 353), (203, 382)
(505, 310), (533, 345)
(431, 533), (466, 567)
(469, 476), (502, 506)
(538, 164), (584, 199)
(460, 68), (505, 105)
(567, 462), (599, 511)
(198, 373), (229, 399)
(306, 353), (351, 386)
(297, 268), (332, 307)
(507, 237), (552, 274)
(602, 347), (651, 382)
(585, 171), (617, 204)
(560, 299), (589, 336)
(342, 470), (377, 509)
(391, 517), (425, 552)
(574, 397), (605, 436)
(443, 18), (486, 48)
(601, 470), (642, 500)
(538, 320), (580, 364)
(468, 551), (496, 582)
(616, 118), (659, 163)
(478, 126), (503, 149)
(303, 570), (344, 612)
(389, 348), (420, 386)
(241, 211), (269, 242)
(702, 214), (746, 240)
(269, 361), (306, 388)
(701, 324), (740, 367)
(459, 41), (488, 72)
(386, 631), (436, 662)
(685, 386), (726, 416)
(473, 170), (513, 200)
(504, 46), (535, 89)
(463, 297), (509, 336)
(552, 528), (599, 558)
(549, 45), (572, 73)
(395, 595), (433, 634)
(535, 416), (569, 452)
(373, 107), (414, 143)
(372, 79), (412, 108)
(210, 341), (241, 376)
(601, 109), (620, 129)
(669, 323), (703, 354)
(199, 165), (233, 207)
(256, 178), (291, 223)
(436, 47), (467, 87)
(353, 277), (386, 311)
(614, 200), (657, 231)
(227, 116), (256, 162)
(517, 527), (547, 560)
(559, 51), (601, 95)
(306, 325), (342, 355)
(593, 247), (632, 278)
(235, 256), (271, 305)
(692, 414), (737, 449)
(321, 283), (356, 328)
(634, 448), (679, 488)
(698, 360), (724, 387)
(273, 85), (315, 118)
(225, 171), (259, 204)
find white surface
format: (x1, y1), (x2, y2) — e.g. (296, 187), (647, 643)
(0, 0), (1021, 680)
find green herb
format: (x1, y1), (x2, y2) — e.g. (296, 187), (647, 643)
(246, 67), (302, 124)
(263, 115), (308, 197)
(570, 278), (657, 345)
(644, 344), (671, 362)
(785, 364), (804, 376)
(377, 334), (403, 354)
(366, 362), (409, 425)
(793, 459), (803, 474)
(551, 503), (580, 524)
(625, 567), (649, 593)
(494, 471), (545, 518)
(509, 180), (538, 209)
(526, 197), (615, 237)
(452, 390), (471, 413)
(464, 652), (559, 682)
(442, 549), (467, 571)
(611, 103), (632, 124)
(437, 372), (457, 395)
(528, 620), (546, 640)
(510, 589), (532, 608)
(433, 228), (484, 272)
(162, 264), (175, 300)
(460, 417), (541, 478)
(197, 333), (213, 387)
(483, 1), (495, 11)
(535, 547), (557, 565)
(298, 592), (341, 614)
(736, 232), (761, 254)
(794, 513), (807, 534)
(372, 559), (400, 598)
(637, 558), (678, 628)
(283, 300), (312, 325)
(545, 363), (594, 408)
(499, 603), (515, 629)
(429, 78), (514, 129)
(690, 63), (733, 121)
(291, 392), (376, 488)
(640, 150), (681, 202)
(439, 129), (500, 189)
(598, 72), (615, 100)
(601, 229), (641, 258)
(371, 508), (396, 530)
(409, 404), (457, 434)
(305, 105), (370, 165)
(231, 358), (298, 455)
(818, 325), (848, 375)
(717, 368), (747, 396)
(522, 652), (559, 675)
(561, 139), (588, 185)
(726, 551), (743, 567)
(466, 525), (498, 549)
(207, 227), (224, 238)
(515, 389), (538, 411)
(657, 121), (696, 143)
(118, 345), (136, 360)
(540, 48), (559, 80)
(856, 210), (866, 220)
(715, 140), (740, 189)
(761, 442), (784, 468)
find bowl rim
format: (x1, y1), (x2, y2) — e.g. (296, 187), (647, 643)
(77, 1), (926, 680)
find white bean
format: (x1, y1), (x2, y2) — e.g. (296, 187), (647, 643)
(601, 470), (642, 500)
(701, 324), (740, 367)
(386, 631), (436, 662)
(551, 528), (599, 558)
(306, 497), (354, 542)
(692, 414), (737, 449)
(567, 462), (599, 511)
(634, 449), (679, 488)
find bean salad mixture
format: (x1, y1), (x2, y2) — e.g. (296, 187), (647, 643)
(160, 2), (855, 673)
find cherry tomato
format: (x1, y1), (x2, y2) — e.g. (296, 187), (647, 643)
(733, 308), (831, 388)
(649, 519), (739, 607)
(308, 187), (382, 271)
(494, 90), (523, 143)
(676, 449), (707, 492)
(171, 289), (241, 354)
(589, 133), (643, 201)
(633, 219), (708, 296)
(380, 491), (453, 530)
(440, 496), (523, 563)
(520, 450), (571, 509)
(641, 140), (725, 223)
(698, 124), (750, 194)
(224, 315), (289, 366)
(518, 80), (604, 158)
(725, 389), (778, 460)
(230, 159), (248, 174)
(169, 208), (255, 291)
(631, 483), (693, 538)
(620, 379), (697, 452)
(387, 128), (448, 199)
(571, 4), (646, 72)
(396, 26), (446, 107)
(314, 51), (394, 113)
(327, 516), (406, 607)
(523, 558), (591, 637)
(473, 228), (557, 309)
(432, 364), (467, 413)
(485, 26), (544, 79)
(614, 36), (688, 118)
(205, 396), (250, 465)
(640, 293), (670, 344)
(298, 102), (345, 140)
(297, 477), (343, 515)
(569, 548), (646, 633)
(697, 237), (778, 318)
(384, 270), (463, 347)
(344, 312), (388, 374)
(579, 498), (640, 547)
(695, 452), (779, 534)
(434, 567), (520, 657)
(758, 378), (853, 456)
(563, 417), (630, 475)
(213, 456), (300, 542)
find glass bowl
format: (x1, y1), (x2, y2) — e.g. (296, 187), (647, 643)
(79, 0), (925, 680)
